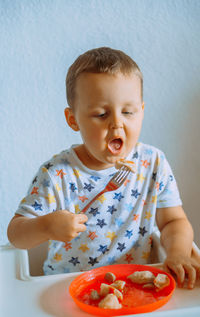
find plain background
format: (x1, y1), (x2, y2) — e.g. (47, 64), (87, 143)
(0, 0), (200, 247)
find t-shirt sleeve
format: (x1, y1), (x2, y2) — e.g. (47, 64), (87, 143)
(156, 153), (182, 208)
(15, 166), (60, 218)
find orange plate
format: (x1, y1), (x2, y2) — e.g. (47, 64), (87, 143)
(69, 264), (176, 316)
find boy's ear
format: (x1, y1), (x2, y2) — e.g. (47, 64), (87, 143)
(64, 107), (79, 131)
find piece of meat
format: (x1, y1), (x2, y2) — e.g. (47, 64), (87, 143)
(105, 272), (116, 283)
(111, 280), (126, 290)
(128, 271), (155, 284)
(154, 274), (170, 291)
(98, 294), (122, 309)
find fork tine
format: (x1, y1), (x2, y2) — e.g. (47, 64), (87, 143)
(114, 166), (131, 184)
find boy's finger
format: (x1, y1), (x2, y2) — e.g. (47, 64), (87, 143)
(76, 223), (87, 232)
(184, 264), (196, 289)
(77, 214), (88, 223)
(168, 263), (185, 286)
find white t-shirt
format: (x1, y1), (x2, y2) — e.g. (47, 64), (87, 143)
(16, 142), (182, 274)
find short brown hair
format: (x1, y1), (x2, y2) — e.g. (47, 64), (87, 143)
(66, 47), (143, 108)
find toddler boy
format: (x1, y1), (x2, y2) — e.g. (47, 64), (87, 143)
(7, 47), (200, 288)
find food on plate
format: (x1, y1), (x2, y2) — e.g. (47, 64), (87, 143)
(154, 273), (170, 291)
(98, 294), (122, 309)
(105, 272), (116, 283)
(90, 289), (100, 300)
(115, 158), (136, 173)
(142, 283), (155, 289)
(111, 280), (126, 290)
(87, 269), (171, 310)
(100, 283), (110, 296)
(113, 288), (123, 301)
(128, 271), (155, 284)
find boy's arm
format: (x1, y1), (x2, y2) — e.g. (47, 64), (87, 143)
(7, 211), (88, 249)
(156, 206), (200, 288)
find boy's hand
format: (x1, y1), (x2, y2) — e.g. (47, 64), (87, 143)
(163, 254), (200, 289)
(46, 210), (88, 242)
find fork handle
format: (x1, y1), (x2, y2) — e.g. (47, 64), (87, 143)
(81, 189), (106, 213)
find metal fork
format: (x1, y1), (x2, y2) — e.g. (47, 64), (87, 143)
(81, 166), (131, 213)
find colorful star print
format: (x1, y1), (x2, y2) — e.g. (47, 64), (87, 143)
(107, 205), (117, 214)
(89, 207), (100, 217)
(69, 257), (80, 266)
(98, 245), (109, 254)
(138, 226), (148, 236)
(96, 219), (107, 228)
(32, 201), (42, 211)
(117, 242), (126, 252)
(131, 189), (141, 198)
(88, 257), (99, 266)
(113, 192), (124, 201)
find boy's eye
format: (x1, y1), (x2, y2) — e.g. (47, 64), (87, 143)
(122, 111), (133, 115)
(95, 113), (107, 118)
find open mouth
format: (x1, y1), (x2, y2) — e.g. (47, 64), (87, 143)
(108, 138), (123, 155)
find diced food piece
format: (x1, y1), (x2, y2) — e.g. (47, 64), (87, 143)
(115, 159), (136, 173)
(128, 271), (155, 284)
(98, 294), (122, 309)
(100, 283), (110, 296)
(113, 288), (123, 301)
(105, 272), (116, 283)
(111, 280), (126, 290)
(142, 283), (155, 290)
(154, 274), (170, 291)
(90, 290), (100, 300)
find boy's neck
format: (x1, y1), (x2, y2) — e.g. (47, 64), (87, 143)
(74, 145), (115, 171)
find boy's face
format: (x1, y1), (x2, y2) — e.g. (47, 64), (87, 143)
(66, 72), (144, 170)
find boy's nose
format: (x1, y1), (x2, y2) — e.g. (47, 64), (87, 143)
(109, 112), (123, 129)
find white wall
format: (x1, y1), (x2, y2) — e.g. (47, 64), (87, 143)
(1, 0), (200, 246)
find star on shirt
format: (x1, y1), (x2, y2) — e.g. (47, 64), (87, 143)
(90, 175), (101, 181)
(55, 169), (66, 179)
(115, 218), (124, 228)
(132, 151), (139, 159)
(69, 257), (80, 266)
(32, 201), (42, 211)
(78, 195), (88, 203)
(105, 232), (117, 241)
(44, 162), (53, 170)
(73, 169), (81, 178)
(107, 205), (117, 214)
(125, 253), (134, 263)
(79, 244), (89, 253)
(88, 231), (98, 240)
(31, 187), (39, 195)
(117, 242), (126, 252)
(137, 173), (146, 182)
(45, 194), (56, 204)
(83, 183), (94, 192)
(113, 192), (124, 201)
(144, 211), (152, 220)
(138, 226), (148, 237)
(97, 194), (106, 203)
(131, 189), (141, 198)
(152, 172), (157, 181)
(125, 230), (133, 239)
(69, 182), (77, 192)
(89, 207), (100, 217)
(98, 245), (109, 254)
(96, 219), (107, 228)
(88, 257), (99, 266)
